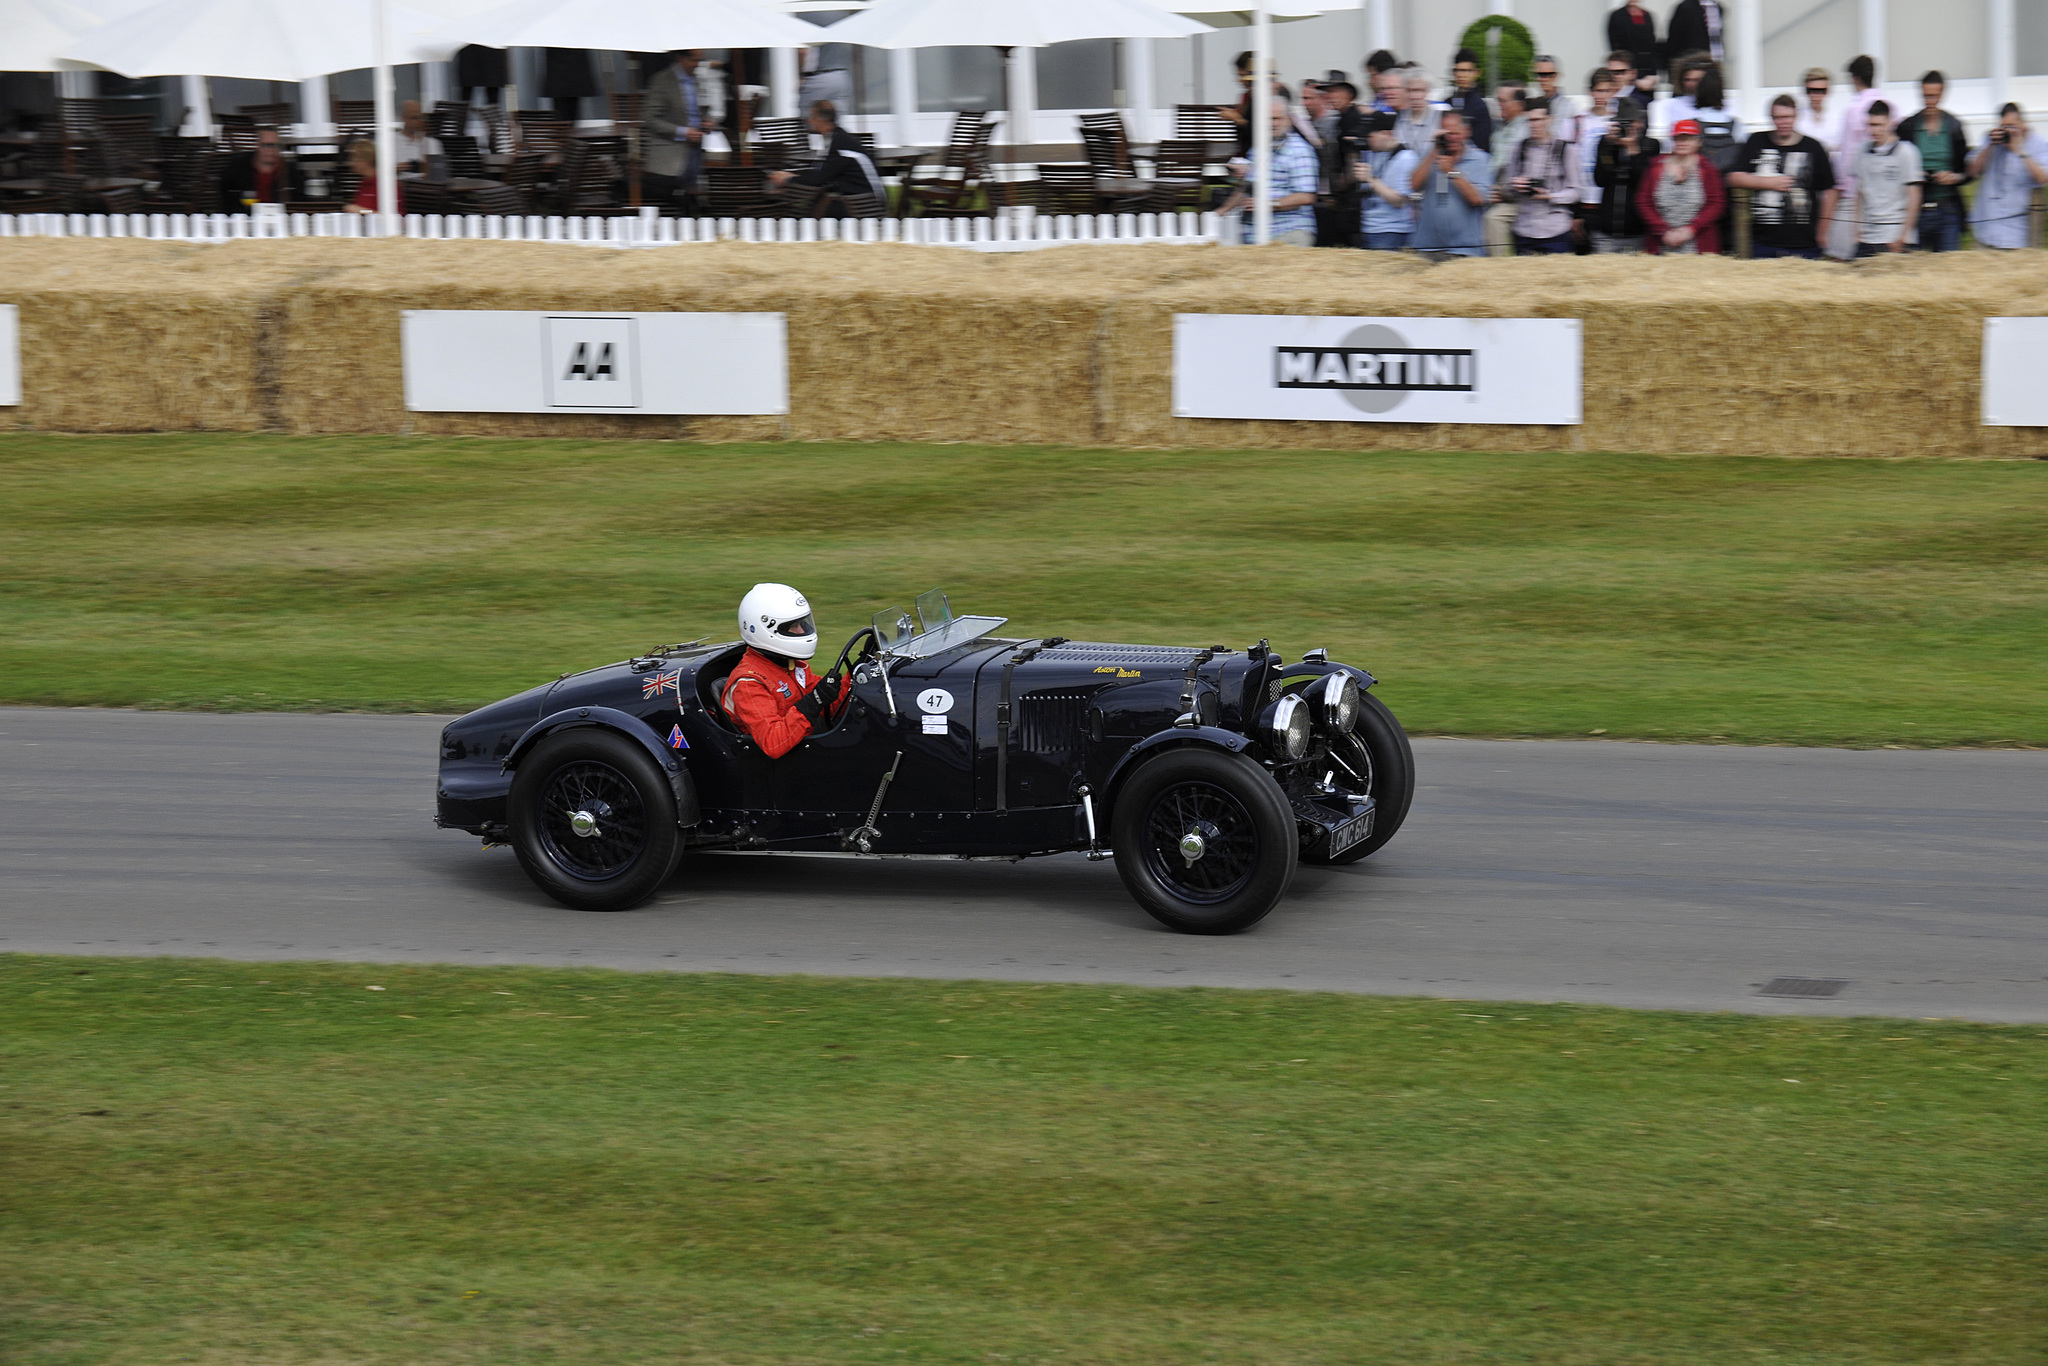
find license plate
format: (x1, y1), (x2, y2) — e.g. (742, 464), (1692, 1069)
(1325, 809), (1374, 856)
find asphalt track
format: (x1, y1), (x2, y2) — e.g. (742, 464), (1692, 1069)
(1, 707), (2042, 1021)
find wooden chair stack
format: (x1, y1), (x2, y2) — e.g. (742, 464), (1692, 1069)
(333, 100), (376, 144)
(607, 92), (646, 133)
(748, 116), (809, 169)
(904, 111), (994, 216)
(215, 114), (262, 152)
(1175, 104), (1240, 143)
(550, 138), (613, 212)
(1150, 139), (1211, 212)
(440, 134), (489, 181)
(1030, 163), (1100, 216)
(237, 102), (294, 130)
(514, 110), (572, 154)
(703, 165), (774, 218)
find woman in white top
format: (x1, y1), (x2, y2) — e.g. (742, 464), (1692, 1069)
(1795, 67), (1833, 149)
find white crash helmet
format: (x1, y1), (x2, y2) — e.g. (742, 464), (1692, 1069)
(738, 582), (818, 660)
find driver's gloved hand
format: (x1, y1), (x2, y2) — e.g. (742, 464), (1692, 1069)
(794, 688), (831, 729)
(820, 671), (844, 698)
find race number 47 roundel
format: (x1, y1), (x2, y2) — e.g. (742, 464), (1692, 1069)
(917, 688), (954, 715)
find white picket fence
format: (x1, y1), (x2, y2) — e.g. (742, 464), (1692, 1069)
(0, 205), (1230, 252)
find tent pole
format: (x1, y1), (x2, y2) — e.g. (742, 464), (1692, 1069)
(373, 0), (398, 237)
(1252, 0), (1270, 246)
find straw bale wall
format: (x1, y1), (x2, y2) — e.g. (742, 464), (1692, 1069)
(4, 237), (2047, 457)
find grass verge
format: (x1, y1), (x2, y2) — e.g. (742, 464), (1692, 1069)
(3, 434), (2046, 744)
(3, 954), (2044, 1365)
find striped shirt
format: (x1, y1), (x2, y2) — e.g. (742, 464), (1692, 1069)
(1242, 132), (1320, 240)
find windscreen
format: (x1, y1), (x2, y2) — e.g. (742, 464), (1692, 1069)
(873, 606), (917, 652)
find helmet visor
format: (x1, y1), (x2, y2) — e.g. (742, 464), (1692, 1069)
(774, 614), (816, 639)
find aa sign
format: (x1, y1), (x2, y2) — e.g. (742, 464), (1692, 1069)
(402, 310), (788, 415)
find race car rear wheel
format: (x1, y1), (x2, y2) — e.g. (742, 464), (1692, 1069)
(509, 728), (681, 912)
(1112, 747), (1297, 935)
(1305, 689), (1415, 865)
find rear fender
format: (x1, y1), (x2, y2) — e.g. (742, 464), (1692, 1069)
(505, 706), (700, 827)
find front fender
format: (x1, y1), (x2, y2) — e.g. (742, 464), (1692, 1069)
(1101, 726), (1257, 809)
(505, 706), (700, 827)
(1274, 659), (1379, 690)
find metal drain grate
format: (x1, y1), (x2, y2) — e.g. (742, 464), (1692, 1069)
(1758, 977), (1850, 999)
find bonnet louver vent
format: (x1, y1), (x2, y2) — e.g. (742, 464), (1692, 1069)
(1018, 693), (1088, 753)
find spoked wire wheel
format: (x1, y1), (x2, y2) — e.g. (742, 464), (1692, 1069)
(1111, 747), (1297, 934)
(1141, 780), (1259, 905)
(509, 729), (682, 912)
(536, 759), (649, 880)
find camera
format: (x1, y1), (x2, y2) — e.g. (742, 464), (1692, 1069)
(1524, 177), (1547, 192)
(1435, 134), (1450, 156)
(1992, 127), (2011, 145)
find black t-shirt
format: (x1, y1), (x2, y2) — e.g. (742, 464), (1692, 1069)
(1737, 132), (1837, 249)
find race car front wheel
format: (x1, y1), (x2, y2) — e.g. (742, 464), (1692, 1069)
(1111, 747), (1298, 935)
(509, 728), (681, 912)
(1304, 689), (1415, 865)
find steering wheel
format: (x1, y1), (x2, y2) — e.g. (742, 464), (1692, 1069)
(830, 626), (880, 680)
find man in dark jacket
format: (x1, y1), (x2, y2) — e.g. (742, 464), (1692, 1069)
(1665, 0), (1725, 67)
(218, 128), (306, 212)
(1446, 48), (1493, 153)
(1896, 70), (1972, 251)
(1606, 4), (1660, 83)
(768, 102), (886, 215)
(1589, 103), (1658, 250)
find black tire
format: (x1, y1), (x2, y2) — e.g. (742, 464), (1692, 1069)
(1306, 689), (1415, 865)
(1111, 747), (1298, 935)
(509, 728), (682, 912)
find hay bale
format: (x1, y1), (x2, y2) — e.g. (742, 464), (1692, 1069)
(0, 238), (314, 432)
(3, 236), (2045, 456)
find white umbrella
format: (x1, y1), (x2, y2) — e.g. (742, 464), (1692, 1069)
(63, 0), (452, 238)
(1156, 0), (1362, 244)
(4, 0), (107, 72)
(420, 0), (823, 53)
(826, 0), (1207, 156)
(828, 0), (1203, 50)
(63, 0), (448, 81)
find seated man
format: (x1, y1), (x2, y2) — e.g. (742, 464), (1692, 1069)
(767, 101), (886, 214)
(722, 582), (852, 758)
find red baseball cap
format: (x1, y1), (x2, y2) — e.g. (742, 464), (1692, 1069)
(1672, 118), (1703, 136)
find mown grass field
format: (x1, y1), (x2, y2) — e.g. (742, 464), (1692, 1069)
(3, 956), (2043, 1366)
(3, 434), (2046, 744)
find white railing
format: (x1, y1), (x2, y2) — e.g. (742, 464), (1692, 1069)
(0, 206), (1228, 252)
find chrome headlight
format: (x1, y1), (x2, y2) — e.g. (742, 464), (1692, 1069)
(1269, 693), (1311, 760)
(1316, 672), (1360, 734)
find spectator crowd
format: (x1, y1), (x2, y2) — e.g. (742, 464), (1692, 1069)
(1222, 9), (2047, 259)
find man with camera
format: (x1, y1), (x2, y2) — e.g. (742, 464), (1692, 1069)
(1407, 110), (1492, 257)
(1355, 112), (1419, 250)
(1969, 104), (2048, 250)
(1501, 98), (1583, 254)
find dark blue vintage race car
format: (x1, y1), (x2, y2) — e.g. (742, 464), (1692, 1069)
(436, 591), (1413, 934)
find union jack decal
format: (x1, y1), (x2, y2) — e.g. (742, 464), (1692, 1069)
(641, 669), (681, 699)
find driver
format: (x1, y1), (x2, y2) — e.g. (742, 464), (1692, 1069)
(723, 583), (852, 758)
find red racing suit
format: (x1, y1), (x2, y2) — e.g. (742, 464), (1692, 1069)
(721, 647), (852, 759)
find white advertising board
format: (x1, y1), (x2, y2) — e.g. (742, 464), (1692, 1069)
(402, 310), (787, 415)
(1982, 317), (2048, 426)
(0, 305), (19, 406)
(1172, 314), (1581, 425)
